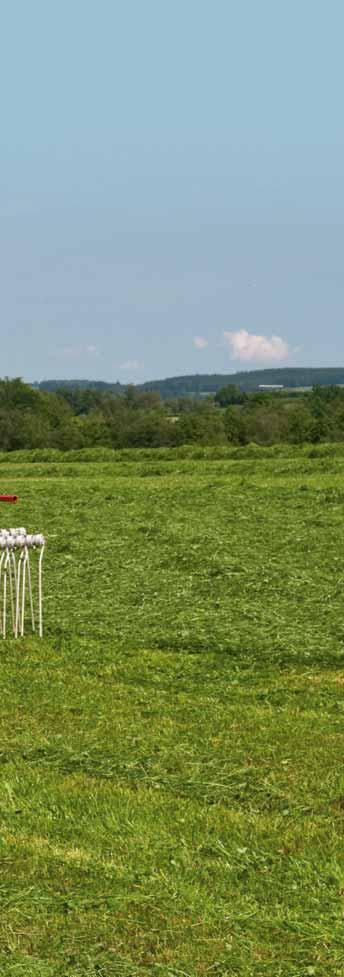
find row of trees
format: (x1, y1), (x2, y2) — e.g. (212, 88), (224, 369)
(1, 379), (344, 450)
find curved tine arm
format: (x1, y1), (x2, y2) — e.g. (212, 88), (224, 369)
(2, 550), (10, 639)
(10, 551), (18, 637)
(21, 547), (28, 638)
(25, 548), (35, 633)
(0, 550), (6, 592)
(15, 549), (25, 640)
(8, 550), (16, 635)
(38, 544), (45, 638)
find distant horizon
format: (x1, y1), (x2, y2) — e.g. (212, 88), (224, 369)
(20, 365), (344, 389)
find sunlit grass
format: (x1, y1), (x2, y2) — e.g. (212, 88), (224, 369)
(0, 447), (343, 974)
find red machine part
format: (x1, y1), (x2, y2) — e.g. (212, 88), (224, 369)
(0, 495), (17, 502)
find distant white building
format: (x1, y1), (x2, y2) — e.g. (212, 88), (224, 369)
(258, 384), (284, 390)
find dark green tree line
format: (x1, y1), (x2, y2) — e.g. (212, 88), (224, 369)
(1, 378), (344, 450)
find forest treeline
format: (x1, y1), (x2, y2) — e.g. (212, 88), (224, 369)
(2, 378), (344, 450)
(39, 367), (344, 397)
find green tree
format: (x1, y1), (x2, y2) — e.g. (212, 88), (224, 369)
(285, 405), (314, 444)
(215, 384), (246, 407)
(224, 407), (248, 444)
(176, 411), (226, 445)
(82, 410), (112, 447)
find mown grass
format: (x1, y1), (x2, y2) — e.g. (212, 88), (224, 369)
(0, 447), (344, 975)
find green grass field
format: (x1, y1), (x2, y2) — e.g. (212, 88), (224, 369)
(1, 445), (344, 976)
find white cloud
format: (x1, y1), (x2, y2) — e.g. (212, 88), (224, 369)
(58, 344), (99, 358)
(223, 329), (289, 362)
(193, 336), (208, 349)
(119, 360), (142, 371)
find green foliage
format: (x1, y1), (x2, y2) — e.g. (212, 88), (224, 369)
(224, 405), (248, 443)
(215, 383), (247, 406)
(176, 408), (226, 444)
(3, 378), (344, 452)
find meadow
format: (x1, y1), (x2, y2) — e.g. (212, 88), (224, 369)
(0, 444), (344, 976)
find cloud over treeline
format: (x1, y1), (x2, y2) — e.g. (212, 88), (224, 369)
(223, 329), (289, 362)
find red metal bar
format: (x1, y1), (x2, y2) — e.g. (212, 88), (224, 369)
(0, 495), (18, 502)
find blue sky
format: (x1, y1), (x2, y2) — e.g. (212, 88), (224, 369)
(1, 1), (343, 382)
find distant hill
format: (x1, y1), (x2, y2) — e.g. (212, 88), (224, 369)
(37, 368), (344, 398)
(37, 379), (124, 393)
(139, 368), (344, 396)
